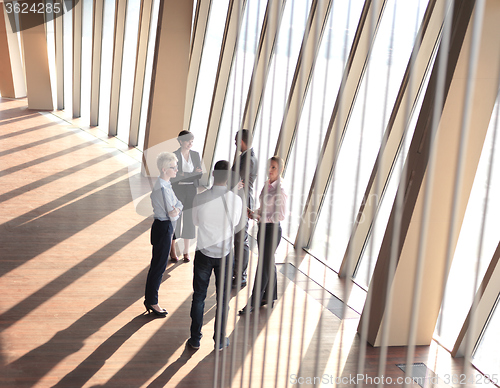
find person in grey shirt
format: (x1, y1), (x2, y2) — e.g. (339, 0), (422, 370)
(187, 160), (242, 351)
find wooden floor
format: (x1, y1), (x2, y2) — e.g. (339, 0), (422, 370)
(0, 98), (480, 387)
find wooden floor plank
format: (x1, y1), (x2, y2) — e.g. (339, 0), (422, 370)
(0, 98), (478, 387)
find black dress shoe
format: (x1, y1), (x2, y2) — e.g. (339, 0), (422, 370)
(144, 301), (168, 317)
(238, 306), (254, 315)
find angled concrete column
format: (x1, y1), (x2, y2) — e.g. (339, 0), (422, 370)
(360, 0), (500, 347)
(142, 0), (194, 176)
(19, 7), (53, 110)
(0, 4), (26, 98)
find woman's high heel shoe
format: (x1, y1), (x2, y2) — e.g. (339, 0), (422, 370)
(144, 301), (168, 317)
(170, 244), (179, 262)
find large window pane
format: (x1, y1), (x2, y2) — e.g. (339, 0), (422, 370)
(80, 0), (93, 124)
(212, 0), (266, 164)
(63, 1), (73, 117)
(310, 0), (429, 272)
(116, 0), (141, 143)
(473, 294), (500, 379)
(436, 99), (500, 349)
(137, 0), (161, 151)
(188, 0), (230, 145)
(252, 0), (312, 188)
(282, 0), (364, 240)
(98, 0), (116, 131)
(46, 0), (57, 108)
(354, 48), (437, 289)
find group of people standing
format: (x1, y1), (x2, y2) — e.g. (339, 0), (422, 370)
(143, 129), (288, 351)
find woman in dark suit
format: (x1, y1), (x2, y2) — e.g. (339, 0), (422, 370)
(170, 130), (203, 262)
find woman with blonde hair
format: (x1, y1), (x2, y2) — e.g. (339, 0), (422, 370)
(144, 152), (183, 316)
(239, 156), (287, 315)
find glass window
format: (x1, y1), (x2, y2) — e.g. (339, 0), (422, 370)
(354, 48), (437, 289)
(252, 0), (312, 188)
(188, 0), (230, 145)
(436, 99), (500, 349)
(116, 0), (141, 144)
(310, 0), (429, 272)
(137, 0), (161, 151)
(191, 0), (198, 38)
(98, 0), (116, 131)
(80, 0), (93, 124)
(45, 0), (57, 108)
(473, 294), (500, 379)
(63, 0), (73, 117)
(212, 0), (266, 164)
(282, 0), (365, 240)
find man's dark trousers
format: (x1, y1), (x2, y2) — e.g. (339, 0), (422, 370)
(190, 250), (231, 346)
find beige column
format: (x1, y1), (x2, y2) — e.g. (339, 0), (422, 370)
(360, 0), (500, 347)
(19, 7), (53, 110)
(142, 0), (194, 176)
(0, 4), (26, 98)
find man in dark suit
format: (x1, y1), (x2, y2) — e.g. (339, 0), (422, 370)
(231, 129), (258, 288)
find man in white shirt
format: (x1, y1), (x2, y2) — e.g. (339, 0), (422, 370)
(187, 161), (242, 351)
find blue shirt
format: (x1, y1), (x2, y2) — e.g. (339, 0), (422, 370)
(151, 178), (183, 221)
